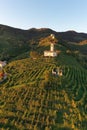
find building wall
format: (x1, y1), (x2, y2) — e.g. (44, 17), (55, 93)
(44, 51), (57, 57)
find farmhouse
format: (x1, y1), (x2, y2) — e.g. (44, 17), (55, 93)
(44, 34), (57, 57)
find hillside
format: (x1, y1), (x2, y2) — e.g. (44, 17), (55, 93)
(0, 56), (87, 130)
(0, 24), (87, 60)
(0, 24), (87, 130)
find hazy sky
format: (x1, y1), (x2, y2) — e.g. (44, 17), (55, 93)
(0, 0), (87, 32)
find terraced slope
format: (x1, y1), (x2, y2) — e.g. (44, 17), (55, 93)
(0, 57), (87, 130)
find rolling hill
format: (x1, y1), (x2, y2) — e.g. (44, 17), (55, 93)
(0, 24), (87, 130)
(0, 24), (87, 60)
(0, 57), (87, 130)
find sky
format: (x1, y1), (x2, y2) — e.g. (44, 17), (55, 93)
(0, 0), (87, 33)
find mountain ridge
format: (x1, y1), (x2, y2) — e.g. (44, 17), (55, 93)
(0, 24), (87, 68)
(0, 24), (87, 42)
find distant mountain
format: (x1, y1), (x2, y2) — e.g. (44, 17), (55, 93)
(1, 24), (87, 42)
(57, 30), (87, 42)
(0, 24), (87, 61)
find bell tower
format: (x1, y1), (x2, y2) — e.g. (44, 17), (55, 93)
(44, 34), (57, 57)
(50, 34), (55, 51)
(50, 43), (54, 51)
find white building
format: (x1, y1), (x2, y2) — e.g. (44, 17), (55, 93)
(52, 67), (63, 76)
(0, 61), (6, 68)
(44, 34), (57, 57)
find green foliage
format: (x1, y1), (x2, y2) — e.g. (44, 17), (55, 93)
(30, 51), (40, 59)
(0, 24), (87, 64)
(0, 24), (87, 130)
(0, 57), (87, 130)
(39, 35), (58, 47)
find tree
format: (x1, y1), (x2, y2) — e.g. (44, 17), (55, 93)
(39, 35), (58, 46)
(30, 51), (39, 59)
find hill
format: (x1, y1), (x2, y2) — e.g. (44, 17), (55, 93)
(0, 56), (87, 130)
(0, 24), (87, 130)
(0, 24), (87, 60)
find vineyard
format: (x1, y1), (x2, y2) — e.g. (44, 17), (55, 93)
(0, 57), (87, 130)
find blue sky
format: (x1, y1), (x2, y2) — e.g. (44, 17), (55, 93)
(0, 0), (87, 32)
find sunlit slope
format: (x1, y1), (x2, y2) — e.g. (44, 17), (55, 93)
(1, 51), (81, 87)
(0, 56), (87, 130)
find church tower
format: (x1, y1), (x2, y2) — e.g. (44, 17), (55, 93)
(50, 34), (55, 51)
(44, 34), (57, 57)
(50, 43), (54, 51)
